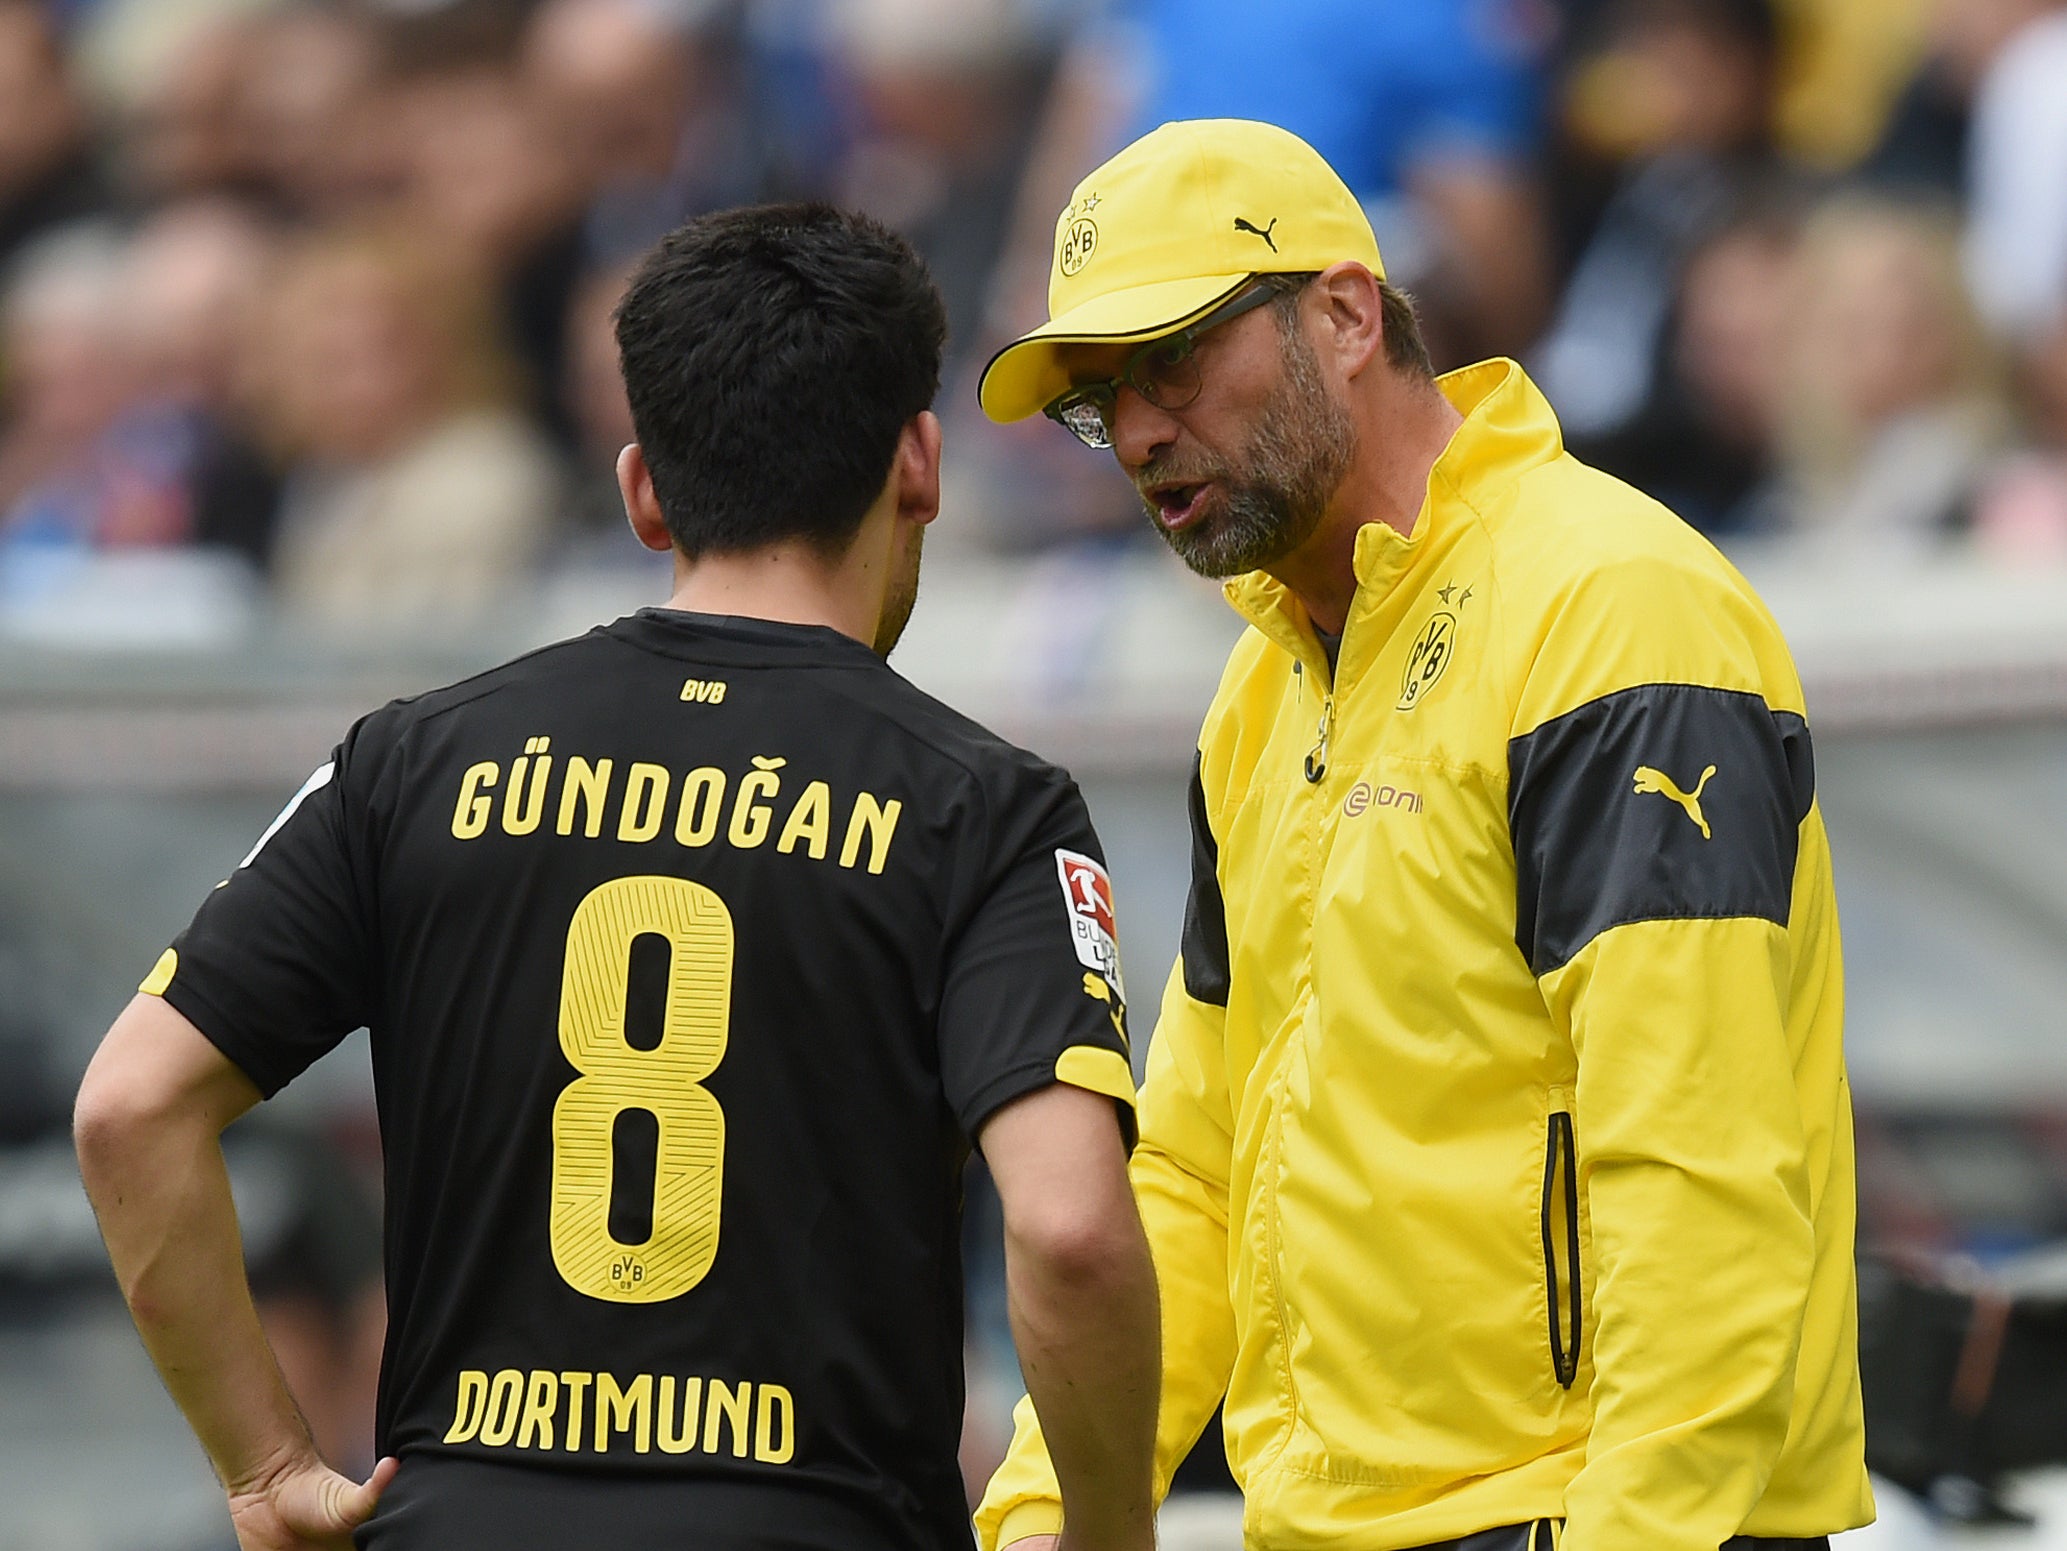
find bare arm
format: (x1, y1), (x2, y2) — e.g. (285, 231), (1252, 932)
(74, 994), (396, 1550)
(981, 1081), (1159, 1551)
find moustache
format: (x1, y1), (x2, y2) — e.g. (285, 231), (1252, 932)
(1133, 454), (1232, 500)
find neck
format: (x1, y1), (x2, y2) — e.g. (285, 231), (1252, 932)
(1270, 374), (1463, 636)
(662, 531), (885, 649)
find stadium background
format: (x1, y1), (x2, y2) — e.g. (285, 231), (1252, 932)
(2, 0), (2066, 1545)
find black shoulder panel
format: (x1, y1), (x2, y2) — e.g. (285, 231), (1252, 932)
(1180, 752), (1231, 1007)
(1508, 685), (1815, 977)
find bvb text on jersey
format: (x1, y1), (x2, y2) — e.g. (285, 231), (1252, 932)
(141, 611), (1136, 1550)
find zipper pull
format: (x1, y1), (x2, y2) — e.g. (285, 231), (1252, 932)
(1303, 694), (1334, 784)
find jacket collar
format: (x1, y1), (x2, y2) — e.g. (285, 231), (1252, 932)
(1424, 357), (1564, 518)
(1221, 358), (1562, 673)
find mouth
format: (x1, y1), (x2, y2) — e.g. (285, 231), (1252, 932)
(1146, 481), (1211, 532)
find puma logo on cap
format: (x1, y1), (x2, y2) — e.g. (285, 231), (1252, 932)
(1233, 217), (1279, 252)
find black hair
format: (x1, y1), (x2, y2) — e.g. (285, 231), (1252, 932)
(615, 203), (947, 560)
(1261, 271), (1435, 379)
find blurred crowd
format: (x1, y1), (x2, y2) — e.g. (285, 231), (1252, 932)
(3, 0), (2067, 638)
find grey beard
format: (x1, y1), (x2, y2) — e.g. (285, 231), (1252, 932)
(1147, 329), (1355, 580)
(1162, 478), (1324, 578)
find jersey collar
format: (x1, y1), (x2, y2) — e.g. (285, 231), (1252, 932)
(607, 608), (888, 667)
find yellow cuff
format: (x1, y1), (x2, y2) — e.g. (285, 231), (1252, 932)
(139, 948), (177, 996)
(1054, 1045), (1137, 1107)
(992, 1500), (1065, 1549)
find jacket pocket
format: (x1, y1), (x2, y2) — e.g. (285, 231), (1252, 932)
(1541, 1111), (1582, 1388)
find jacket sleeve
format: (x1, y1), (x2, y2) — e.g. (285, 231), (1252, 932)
(975, 756), (1240, 1550)
(1506, 554), (1821, 1551)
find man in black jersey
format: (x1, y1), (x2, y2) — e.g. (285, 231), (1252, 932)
(74, 205), (1160, 1551)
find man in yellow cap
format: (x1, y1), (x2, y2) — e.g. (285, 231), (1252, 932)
(973, 118), (1873, 1551)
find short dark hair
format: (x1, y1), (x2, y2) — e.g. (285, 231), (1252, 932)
(615, 203), (947, 559)
(1261, 270), (1434, 379)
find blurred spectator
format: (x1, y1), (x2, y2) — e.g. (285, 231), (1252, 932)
(965, 0), (1554, 552)
(256, 226), (564, 628)
(367, 0), (534, 73)
(823, 0), (1053, 360)
(235, 3), (386, 221)
(118, 13), (264, 206)
(990, 0), (1551, 367)
(380, 62), (589, 438)
(70, 0), (280, 121)
(0, 0), (2058, 587)
(1960, 0), (2067, 337)
(526, 0), (783, 266)
(1156, 0), (1549, 361)
(114, 199), (282, 565)
(0, 205), (283, 583)
(124, 200), (272, 413)
(556, 255), (653, 559)
(0, 227), (129, 543)
(1858, 0), (2056, 195)
(0, 0), (108, 273)
(1768, 196), (2005, 555)
(1534, 0), (1792, 452)
(1767, 0), (1932, 171)
(1971, 316), (2067, 560)
(1583, 200), (1802, 536)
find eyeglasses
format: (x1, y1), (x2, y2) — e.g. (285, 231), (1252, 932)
(1042, 282), (1278, 449)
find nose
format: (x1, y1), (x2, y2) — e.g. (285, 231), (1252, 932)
(1108, 383), (1182, 473)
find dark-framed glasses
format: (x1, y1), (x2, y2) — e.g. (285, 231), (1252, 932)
(1042, 281), (1278, 449)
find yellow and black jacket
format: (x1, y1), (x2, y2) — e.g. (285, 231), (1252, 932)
(977, 361), (1873, 1551)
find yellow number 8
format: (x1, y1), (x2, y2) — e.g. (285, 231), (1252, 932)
(550, 875), (732, 1302)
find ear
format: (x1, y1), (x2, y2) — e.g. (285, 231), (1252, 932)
(1313, 261), (1386, 381)
(893, 411), (943, 529)
(617, 443), (673, 553)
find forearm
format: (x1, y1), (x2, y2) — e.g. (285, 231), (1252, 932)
(980, 969), (1241, 1550)
(78, 1104), (315, 1491)
(1004, 1204), (1160, 1550)
(1564, 1161), (1812, 1550)
(982, 1141), (1235, 1550)
(1553, 922), (1815, 1550)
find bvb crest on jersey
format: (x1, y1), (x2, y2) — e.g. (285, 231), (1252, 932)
(1399, 611), (1457, 710)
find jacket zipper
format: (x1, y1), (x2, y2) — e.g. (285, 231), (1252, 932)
(1259, 1041), (1304, 1458)
(1542, 1111), (1582, 1387)
(1303, 693), (1334, 784)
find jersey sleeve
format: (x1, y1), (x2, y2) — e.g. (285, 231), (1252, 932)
(977, 750), (1239, 1551)
(935, 770), (1137, 1147)
(1506, 551), (1819, 1551)
(142, 731), (381, 1098)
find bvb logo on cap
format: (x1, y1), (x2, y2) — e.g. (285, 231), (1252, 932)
(978, 124), (1386, 425)
(1059, 211), (1099, 277)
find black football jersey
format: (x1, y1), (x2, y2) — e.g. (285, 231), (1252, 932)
(143, 611), (1137, 1550)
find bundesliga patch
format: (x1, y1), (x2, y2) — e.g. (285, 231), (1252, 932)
(1054, 849), (1124, 999)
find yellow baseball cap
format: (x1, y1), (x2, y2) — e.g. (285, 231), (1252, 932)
(977, 118), (1385, 424)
